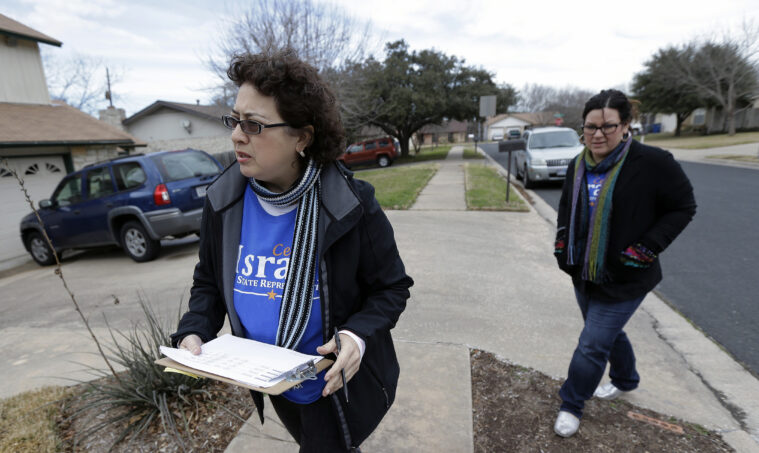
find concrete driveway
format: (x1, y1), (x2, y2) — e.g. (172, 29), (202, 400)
(0, 238), (203, 398)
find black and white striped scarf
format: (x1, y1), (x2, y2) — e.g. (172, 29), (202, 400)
(248, 159), (322, 350)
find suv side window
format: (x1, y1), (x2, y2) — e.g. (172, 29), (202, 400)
(365, 141), (377, 150)
(378, 139), (389, 147)
(150, 150), (220, 182)
(347, 144), (362, 154)
(52, 176), (83, 206)
(86, 167), (115, 199)
(113, 162), (147, 191)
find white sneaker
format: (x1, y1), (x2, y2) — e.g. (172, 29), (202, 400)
(554, 411), (580, 437)
(593, 382), (627, 400)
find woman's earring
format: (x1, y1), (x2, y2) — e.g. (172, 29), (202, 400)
(297, 149), (306, 158)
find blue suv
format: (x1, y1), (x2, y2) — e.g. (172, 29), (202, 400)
(20, 149), (223, 265)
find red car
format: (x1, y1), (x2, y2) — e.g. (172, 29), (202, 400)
(339, 137), (398, 168)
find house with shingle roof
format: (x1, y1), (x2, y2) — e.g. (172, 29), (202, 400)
(123, 100), (232, 155)
(417, 119), (473, 145)
(0, 13), (143, 268)
(484, 112), (554, 140)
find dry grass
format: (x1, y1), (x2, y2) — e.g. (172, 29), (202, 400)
(644, 131), (759, 149)
(706, 154), (759, 163)
(0, 386), (70, 453)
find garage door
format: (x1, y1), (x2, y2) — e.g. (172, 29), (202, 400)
(0, 156), (66, 265)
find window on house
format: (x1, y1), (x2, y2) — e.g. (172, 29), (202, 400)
(25, 164), (39, 175)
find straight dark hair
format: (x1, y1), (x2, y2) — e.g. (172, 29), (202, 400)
(582, 89), (633, 124)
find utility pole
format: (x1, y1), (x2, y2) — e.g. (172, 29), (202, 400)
(105, 67), (114, 108)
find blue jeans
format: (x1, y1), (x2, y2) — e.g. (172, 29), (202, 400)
(559, 288), (645, 418)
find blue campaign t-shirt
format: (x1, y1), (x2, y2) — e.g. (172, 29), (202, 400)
(586, 172), (607, 218)
(233, 186), (325, 404)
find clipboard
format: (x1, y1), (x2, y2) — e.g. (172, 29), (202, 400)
(155, 356), (333, 395)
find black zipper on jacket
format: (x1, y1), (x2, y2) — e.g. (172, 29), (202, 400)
(321, 253), (355, 451)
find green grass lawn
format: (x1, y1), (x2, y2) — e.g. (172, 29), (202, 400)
(395, 145), (452, 164)
(462, 147), (484, 159)
(356, 164), (438, 209)
(643, 131), (759, 149)
(465, 163), (528, 211)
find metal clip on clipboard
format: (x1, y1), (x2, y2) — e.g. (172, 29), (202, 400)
(285, 360), (318, 382)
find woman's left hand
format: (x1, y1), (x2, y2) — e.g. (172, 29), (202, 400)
(317, 333), (361, 398)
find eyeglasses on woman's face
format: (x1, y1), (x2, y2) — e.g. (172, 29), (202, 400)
(582, 123), (620, 136)
(222, 115), (290, 135)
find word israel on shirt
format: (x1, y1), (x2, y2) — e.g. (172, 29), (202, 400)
(236, 243), (292, 283)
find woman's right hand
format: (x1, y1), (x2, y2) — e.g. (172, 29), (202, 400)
(179, 334), (203, 355)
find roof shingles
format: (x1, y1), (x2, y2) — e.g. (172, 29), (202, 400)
(0, 102), (143, 147)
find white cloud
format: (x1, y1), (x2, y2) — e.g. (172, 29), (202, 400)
(3, 0), (758, 115)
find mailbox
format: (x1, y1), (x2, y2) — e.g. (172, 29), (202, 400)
(498, 139), (526, 153)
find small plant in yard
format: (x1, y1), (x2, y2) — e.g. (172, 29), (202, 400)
(66, 296), (213, 451)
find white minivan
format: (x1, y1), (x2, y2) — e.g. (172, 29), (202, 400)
(513, 127), (584, 188)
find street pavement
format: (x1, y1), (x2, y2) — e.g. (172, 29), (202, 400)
(2, 146), (758, 452)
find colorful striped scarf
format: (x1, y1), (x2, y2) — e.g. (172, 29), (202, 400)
(566, 137), (632, 283)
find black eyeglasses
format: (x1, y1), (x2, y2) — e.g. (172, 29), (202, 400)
(582, 123), (620, 135)
(221, 115), (289, 135)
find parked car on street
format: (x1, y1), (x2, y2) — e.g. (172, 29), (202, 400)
(20, 149), (223, 265)
(512, 127), (584, 189)
(339, 136), (398, 168)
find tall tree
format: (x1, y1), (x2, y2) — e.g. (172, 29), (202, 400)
(632, 47), (704, 136)
(42, 52), (120, 115)
(664, 24), (759, 135)
(354, 40), (499, 157)
(496, 83), (518, 114)
(207, 0), (375, 110)
(516, 83), (594, 128)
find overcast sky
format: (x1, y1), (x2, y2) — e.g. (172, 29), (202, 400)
(3, 0), (758, 117)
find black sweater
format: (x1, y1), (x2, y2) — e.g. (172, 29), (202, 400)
(555, 140), (696, 302)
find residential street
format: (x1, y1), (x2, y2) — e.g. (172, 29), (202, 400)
(483, 142), (759, 377)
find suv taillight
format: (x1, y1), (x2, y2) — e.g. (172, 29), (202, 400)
(153, 184), (171, 205)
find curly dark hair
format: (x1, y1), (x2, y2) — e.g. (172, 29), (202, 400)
(582, 89), (635, 124)
(227, 49), (345, 164)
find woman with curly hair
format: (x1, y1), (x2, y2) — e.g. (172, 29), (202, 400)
(171, 49), (413, 452)
(552, 89), (696, 437)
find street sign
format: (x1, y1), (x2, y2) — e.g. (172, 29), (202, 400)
(479, 95), (496, 118)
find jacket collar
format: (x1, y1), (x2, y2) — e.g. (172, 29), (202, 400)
(207, 161), (360, 222)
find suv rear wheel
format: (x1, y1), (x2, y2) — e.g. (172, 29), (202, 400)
(121, 221), (160, 262)
(377, 155), (390, 167)
(27, 232), (56, 266)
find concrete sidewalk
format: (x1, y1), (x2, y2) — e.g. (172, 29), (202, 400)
(2, 144), (757, 452)
(225, 146), (759, 452)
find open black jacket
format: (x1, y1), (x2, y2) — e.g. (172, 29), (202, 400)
(555, 140), (696, 302)
(171, 161), (413, 447)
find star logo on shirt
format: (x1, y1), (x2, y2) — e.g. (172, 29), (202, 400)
(266, 290), (277, 300)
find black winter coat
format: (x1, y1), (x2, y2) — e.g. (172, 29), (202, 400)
(555, 140), (696, 302)
(171, 161), (413, 447)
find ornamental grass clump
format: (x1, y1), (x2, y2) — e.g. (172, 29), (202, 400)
(66, 296), (211, 451)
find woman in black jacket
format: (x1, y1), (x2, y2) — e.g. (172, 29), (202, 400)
(552, 90), (696, 437)
(171, 50), (413, 452)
